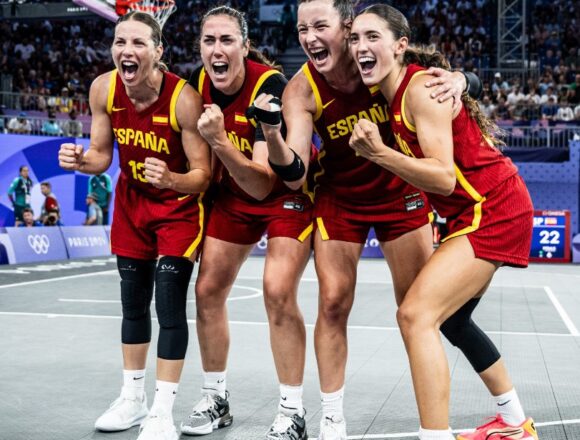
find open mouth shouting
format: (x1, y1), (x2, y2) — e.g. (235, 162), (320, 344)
(358, 56), (376, 75)
(212, 61), (229, 77)
(309, 47), (329, 64)
(120, 60), (139, 81)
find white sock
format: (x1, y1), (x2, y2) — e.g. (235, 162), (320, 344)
(418, 427), (455, 440)
(122, 369), (146, 399)
(320, 386), (344, 420)
(279, 384), (304, 416)
(202, 370), (226, 398)
(149, 380), (178, 417)
(493, 388), (526, 426)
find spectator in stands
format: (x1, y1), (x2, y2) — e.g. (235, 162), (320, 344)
(574, 104), (580, 121)
(84, 193), (103, 226)
(41, 109), (62, 136)
(491, 72), (509, 94)
(540, 86), (558, 104)
(493, 95), (512, 120)
(62, 109), (83, 138)
(541, 96), (559, 120)
(7, 112), (32, 134)
(568, 73), (580, 105)
(88, 173), (112, 225)
(19, 208), (42, 227)
(39, 181), (60, 225)
(479, 95), (496, 119)
(55, 87), (74, 113)
(555, 97), (575, 121)
(507, 85), (525, 106)
(7, 165), (33, 226)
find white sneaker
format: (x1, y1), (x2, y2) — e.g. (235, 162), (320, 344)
(137, 412), (178, 440)
(94, 390), (148, 432)
(318, 415), (346, 440)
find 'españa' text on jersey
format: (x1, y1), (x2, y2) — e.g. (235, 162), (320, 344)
(302, 61), (411, 205)
(107, 69), (190, 200)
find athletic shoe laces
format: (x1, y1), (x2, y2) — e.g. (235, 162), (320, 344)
(189, 394), (216, 418)
(269, 413), (295, 435)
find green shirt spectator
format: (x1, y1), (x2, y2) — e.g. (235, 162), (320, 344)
(7, 165), (33, 225)
(88, 173), (112, 225)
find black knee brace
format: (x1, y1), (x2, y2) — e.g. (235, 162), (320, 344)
(118, 256), (156, 344)
(155, 256), (194, 360)
(440, 298), (501, 373)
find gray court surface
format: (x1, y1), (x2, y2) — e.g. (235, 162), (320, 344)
(1, 256), (579, 440)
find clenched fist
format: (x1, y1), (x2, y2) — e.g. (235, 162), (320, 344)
(59, 143), (84, 171)
(348, 119), (384, 161)
(197, 104), (227, 147)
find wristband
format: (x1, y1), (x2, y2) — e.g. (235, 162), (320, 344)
(268, 148), (305, 182)
(246, 97), (282, 125)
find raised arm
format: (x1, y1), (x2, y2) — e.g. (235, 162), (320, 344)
(258, 72), (317, 190)
(143, 84), (211, 194)
(58, 73), (114, 174)
(350, 75), (455, 195)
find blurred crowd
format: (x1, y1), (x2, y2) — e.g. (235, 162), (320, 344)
(0, 0), (578, 123)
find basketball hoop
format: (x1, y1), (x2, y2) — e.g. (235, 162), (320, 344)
(116, 0), (177, 29)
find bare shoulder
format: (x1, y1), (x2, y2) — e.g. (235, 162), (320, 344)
(89, 71), (114, 109)
(406, 73), (451, 111)
(284, 70), (316, 116)
(176, 82), (203, 129)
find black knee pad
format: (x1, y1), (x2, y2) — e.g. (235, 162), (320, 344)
(155, 256), (194, 360)
(440, 298), (501, 373)
(118, 256), (156, 344)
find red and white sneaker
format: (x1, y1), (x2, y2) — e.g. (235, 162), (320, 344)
(457, 414), (538, 440)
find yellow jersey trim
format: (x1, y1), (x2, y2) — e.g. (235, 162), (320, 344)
(441, 165), (485, 242)
(316, 217), (329, 241)
(153, 115), (169, 124)
(442, 196), (486, 242)
(297, 223), (314, 242)
(401, 70), (429, 133)
(170, 78), (187, 133)
(198, 68), (206, 95)
(428, 211), (435, 224)
(106, 70), (117, 115)
(183, 193), (205, 258)
(302, 64), (323, 122)
(248, 69), (282, 128)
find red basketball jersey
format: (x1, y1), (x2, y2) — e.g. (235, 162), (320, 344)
(303, 61), (413, 205)
(388, 64), (519, 219)
(195, 59), (305, 203)
(107, 69), (191, 200)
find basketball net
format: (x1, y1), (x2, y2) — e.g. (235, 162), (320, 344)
(116, 0), (177, 29)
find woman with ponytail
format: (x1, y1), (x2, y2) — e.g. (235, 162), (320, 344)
(349, 5), (537, 440)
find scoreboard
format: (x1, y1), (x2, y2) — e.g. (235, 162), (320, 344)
(529, 210), (571, 263)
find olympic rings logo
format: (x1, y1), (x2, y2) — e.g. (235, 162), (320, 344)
(27, 234), (50, 254)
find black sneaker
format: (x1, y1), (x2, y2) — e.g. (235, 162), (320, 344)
(266, 412), (307, 440)
(180, 392), (233, 436)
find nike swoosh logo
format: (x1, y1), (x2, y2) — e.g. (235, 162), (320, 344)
(178, 194), (191, 201)
(485, 427), (524, 439)
(217, 378), (225, 384)
(281, 396), (287, 401)
(322, 99), (335, 109)
(133, 376), (144, 380)
(497, 400), (511, 406)
(112, 106), (126, 112)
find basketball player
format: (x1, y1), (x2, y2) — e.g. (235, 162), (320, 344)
(179, 6), (312, 440)
(348, 5), (537, 440)
(58, 11), (210, 440)
(250, 1), (500, 439)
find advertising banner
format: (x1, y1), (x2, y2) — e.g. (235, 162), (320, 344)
(60, 226), (111, 259)
(6, 227), (68, 263)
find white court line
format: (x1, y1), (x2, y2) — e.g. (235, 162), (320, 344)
(545, 286), (580, 336)
(58, 285), (263, 304)
(0, 270), (116, 290)
(339, 418), (580, 439)
(0, 312), (576, 338)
